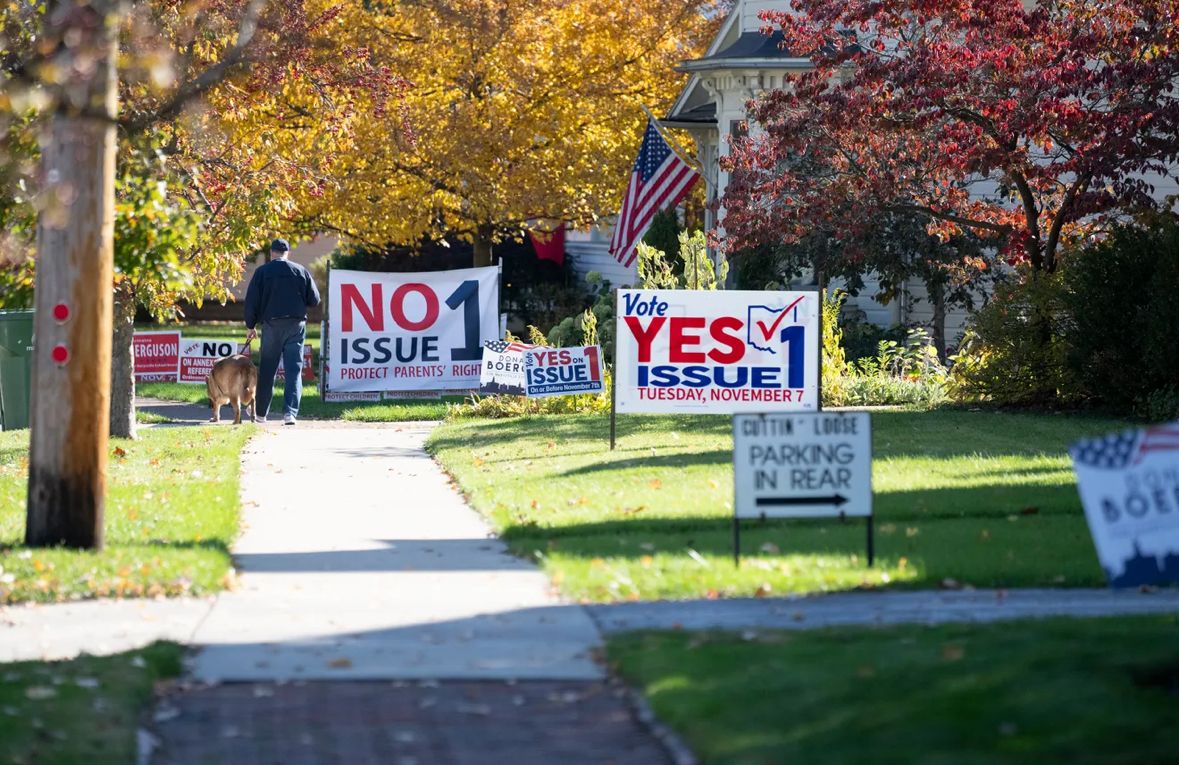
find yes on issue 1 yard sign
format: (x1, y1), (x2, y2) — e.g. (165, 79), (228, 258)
(614, 289), (819, 414)
(734, 412), (872, 519)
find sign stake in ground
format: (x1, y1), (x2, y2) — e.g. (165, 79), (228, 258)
(732, 412), (874, 566)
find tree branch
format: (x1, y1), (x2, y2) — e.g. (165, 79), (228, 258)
(119, 0), (268, 135)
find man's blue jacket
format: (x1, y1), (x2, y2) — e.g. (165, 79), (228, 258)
(244, 259), (321, 330)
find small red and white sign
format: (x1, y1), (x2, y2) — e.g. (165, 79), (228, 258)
(275, 345), (315, 382)
(178, 338), (243, 384)
(133, 331), (180, 382)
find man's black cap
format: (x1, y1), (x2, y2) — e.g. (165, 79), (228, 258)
(270, 238), (290, 252)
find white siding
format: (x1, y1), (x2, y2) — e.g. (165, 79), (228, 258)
(741, 0), (793, 32)
(566, 225), (636, 289)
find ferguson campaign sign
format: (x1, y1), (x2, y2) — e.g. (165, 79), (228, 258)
(615, 289), (819, 414)
(328, 267), (499, 392)
(133, 330), (180, 382)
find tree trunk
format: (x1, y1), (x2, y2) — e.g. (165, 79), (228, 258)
(929, 280), (947, 363)
(26, 0), (118, 550)
(472, 226), (494, 268)
(109, 287), (136, 439)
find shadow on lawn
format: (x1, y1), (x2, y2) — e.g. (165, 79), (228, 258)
(497, 512), (1104, 588)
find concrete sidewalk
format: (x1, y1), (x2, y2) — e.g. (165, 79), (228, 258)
(188, 424), (603, 681)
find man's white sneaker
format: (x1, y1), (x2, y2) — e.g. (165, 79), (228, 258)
(283, 413), (296, 425)
(254, 416), (267, 424)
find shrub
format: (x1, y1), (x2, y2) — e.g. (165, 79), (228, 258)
(949, 271), (1074, 406)
(823, 290), (949, 408)
(821, 290), (850, 406)
(547, 272), (615, 362)
(1060, 217), (1179, 413)
(1135, 387), (1179, 424)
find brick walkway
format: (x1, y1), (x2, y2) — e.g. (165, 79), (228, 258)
(151, 681), (672, 765)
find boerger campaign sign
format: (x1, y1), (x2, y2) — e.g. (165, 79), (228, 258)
(524, 345), (604, 398)
(178, 339), (242, 383)
(133, 331), (180, 381)
(734, 412), (871, 519)
(328, 267), (499, 392)
(615, 289), (819, 414)
(480, 339), (536, 396)
(1070, 423), (1179, 587)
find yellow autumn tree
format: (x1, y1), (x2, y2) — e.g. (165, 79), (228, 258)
(302, 0), (719, 265)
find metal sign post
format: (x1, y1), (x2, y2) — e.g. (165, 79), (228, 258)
(609, 288), (619, 450)
(731, 411), (874, 566)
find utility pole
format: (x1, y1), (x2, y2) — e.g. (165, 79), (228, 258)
(25, 0), (120, 549)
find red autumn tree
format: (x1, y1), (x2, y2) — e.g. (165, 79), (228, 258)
(720, 0), (1179, 275)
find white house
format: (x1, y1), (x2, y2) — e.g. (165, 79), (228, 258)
(570, 0), (1178, 344)
(568, 0), (962, 337)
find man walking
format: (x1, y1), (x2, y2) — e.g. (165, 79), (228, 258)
(244, 238), (320, 424)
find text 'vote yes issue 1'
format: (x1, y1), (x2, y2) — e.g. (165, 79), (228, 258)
(734, 412), (873, 519)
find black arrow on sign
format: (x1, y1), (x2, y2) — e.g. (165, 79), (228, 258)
(756, 494), (848, 508)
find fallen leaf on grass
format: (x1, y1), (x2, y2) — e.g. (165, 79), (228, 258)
(708, 479), (719, 489)
(113, 447), (127, 459)
(648, 479), (662, 489)
(640, 555), (654, 568)
(941, 644), (966, 662)
(754, 583), (772, 597)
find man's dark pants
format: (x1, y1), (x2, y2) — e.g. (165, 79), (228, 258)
(257, 318), (306, 419)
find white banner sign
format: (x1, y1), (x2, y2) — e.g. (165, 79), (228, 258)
(734, 412), (872, 519)
(524, 345), (605, 398)
(327, 267), (499, 392)
(615, 289), (819, 414)
(1070, 423), (1179, 587)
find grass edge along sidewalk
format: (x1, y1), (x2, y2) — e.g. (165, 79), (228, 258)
(0, 426), (252, 604)
(0, 642), (183, 765)
(136, 321), (457, 421)
(608, 614), (1179, 765)
(427, 409), (1131, 602)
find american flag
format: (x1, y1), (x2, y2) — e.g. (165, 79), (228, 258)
(484, 339), (534, 354)
(608, 118), (699, 268)
(1070, 424), (1179, 469)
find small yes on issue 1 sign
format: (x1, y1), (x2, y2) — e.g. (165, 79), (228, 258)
(1070, 422), (1179, 588)
(733, 412), (873, 564)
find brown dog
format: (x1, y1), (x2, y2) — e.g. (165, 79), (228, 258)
(206, 341), (259, 424)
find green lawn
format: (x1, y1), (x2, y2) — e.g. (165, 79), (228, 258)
(1, 642), (183, 765)
(609, 616), (1179, 765)
(0, 426), (251, 603)
(427, 409), (1129, 601)
(135, 320), (322, 350)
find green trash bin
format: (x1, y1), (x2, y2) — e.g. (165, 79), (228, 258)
(0, 310), (35, 431)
